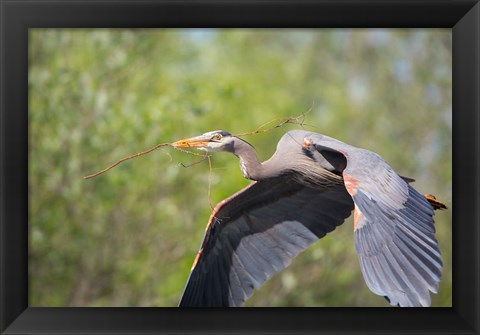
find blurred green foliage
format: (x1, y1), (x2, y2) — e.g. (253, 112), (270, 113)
(29, 29), (452, 307)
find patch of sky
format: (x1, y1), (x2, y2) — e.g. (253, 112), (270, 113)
(366, 29), (391, 47)
(347, 76), (369, 103)
(441, 108), (452, 130)
(393, 59), (412, 84)
(330, 30), (350, 48)
(181, 29), (218, 45)
(282, 29), (315, 45)
(425, 84), (442, 106)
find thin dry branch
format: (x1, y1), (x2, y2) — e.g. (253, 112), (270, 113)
(84, 111), (312, 179)
(233, 111), (313, 138)
(83, 143), (173, 179)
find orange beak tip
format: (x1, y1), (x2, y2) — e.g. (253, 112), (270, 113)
(171, 140), (187, 148)
(171, 138), (208, 148)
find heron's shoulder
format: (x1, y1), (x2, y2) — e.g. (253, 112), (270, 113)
(278, 129), (319, 145)
(287, 131), (384, 163)
(281, 129), (316, 142)
(303, 134), (388, 170)
(303, 133), (354, 153)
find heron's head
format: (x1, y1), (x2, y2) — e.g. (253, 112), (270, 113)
(172, 130), (237, 153)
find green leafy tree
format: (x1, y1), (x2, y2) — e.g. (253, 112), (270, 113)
(29, 29), (451, 307)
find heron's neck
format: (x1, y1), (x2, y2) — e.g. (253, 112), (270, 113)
(235, 146), (262, 180)
(234, 140), (280, 181)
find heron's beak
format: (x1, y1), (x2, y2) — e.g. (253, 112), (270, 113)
(171, 135), (210, 148)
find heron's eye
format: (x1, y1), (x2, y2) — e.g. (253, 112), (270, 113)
(213, 133), (222, 141)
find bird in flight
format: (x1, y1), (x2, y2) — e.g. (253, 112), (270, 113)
(171, 129), (447, 307)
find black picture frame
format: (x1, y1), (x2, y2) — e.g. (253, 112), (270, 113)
(1, 1), (478, 334)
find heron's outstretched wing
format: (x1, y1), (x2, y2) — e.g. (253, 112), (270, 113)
(179, 176), (354, 307)
(306, 135), (443, 307)
(352, 184), (442, 307)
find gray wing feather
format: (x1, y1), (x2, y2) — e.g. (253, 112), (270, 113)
(179, 176), (354, 307)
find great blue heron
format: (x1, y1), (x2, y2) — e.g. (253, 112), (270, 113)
(171, 129), (446, 307)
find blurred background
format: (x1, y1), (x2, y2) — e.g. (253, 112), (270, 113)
(29, 29), (452, 307)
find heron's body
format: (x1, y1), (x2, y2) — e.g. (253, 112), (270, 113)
(172, 129), (445, 307)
